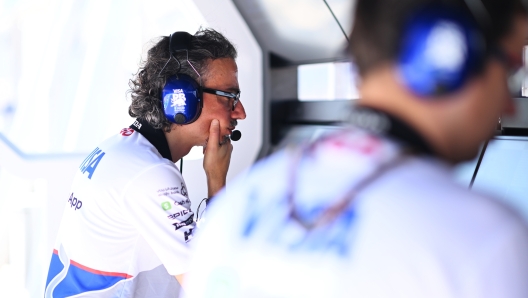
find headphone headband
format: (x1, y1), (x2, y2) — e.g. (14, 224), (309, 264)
(169, 32), (193, 56)
(162, 31), (203, 125)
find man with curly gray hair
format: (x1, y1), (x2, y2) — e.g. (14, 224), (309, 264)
(45, 28), (246, 297)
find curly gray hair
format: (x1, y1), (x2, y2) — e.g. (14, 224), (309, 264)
(128, 28), (237, 131)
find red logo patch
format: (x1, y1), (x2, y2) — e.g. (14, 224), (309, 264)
(326, 134), (381, 155)
(120, 128), (134, 136)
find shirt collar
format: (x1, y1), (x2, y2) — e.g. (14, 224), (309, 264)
(349, 106), (436, 156)
(130, 119), (173, 161)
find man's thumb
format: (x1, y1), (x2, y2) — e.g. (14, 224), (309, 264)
(207, 119), (220, 148)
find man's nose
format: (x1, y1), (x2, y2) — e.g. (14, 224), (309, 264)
(233, 100), (246, 120)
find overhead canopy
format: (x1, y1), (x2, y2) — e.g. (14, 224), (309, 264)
(232, 0), (354, 65)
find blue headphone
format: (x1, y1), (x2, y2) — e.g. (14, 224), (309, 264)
(161, 32), (203, 124)
(397, 4), (487, 97)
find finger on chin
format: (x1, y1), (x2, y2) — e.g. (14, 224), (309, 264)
(208, 119), (220, 148)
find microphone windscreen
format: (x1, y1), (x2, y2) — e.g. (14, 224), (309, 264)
(230, 130), (241, 141)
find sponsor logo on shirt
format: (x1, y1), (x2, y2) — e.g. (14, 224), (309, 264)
(120, 128), (134, 136)
(167, 209), (191, 220)
(174, 198), (191, 206)
(157, 186), (179, 197)
(173, 215), (194, 231)
(79, 147), (105, 179)
(326, 133), (382, 155)
(68, 193), (82, 210)
(243, 201), (356, 256)
(181, 182), (188, 198)
(161, 201), (172, 211)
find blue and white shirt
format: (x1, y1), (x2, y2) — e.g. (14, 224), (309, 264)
(45, 119), (194, 297)
(182, 109), (528, 298)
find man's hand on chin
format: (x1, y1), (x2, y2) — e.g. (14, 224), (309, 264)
(203, 119), (233, 198)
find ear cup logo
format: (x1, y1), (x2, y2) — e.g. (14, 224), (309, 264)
(424, 21), (467, 73)
(171, 89), (187, 107)
(162, 75), (202, 125)
(397, 6), (485, 97)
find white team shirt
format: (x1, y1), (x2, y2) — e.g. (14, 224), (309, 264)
(45, 120), (194, 297)
(182, 125), (528, 298)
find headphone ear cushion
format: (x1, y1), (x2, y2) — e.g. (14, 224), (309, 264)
(162, 74), (202, 124)
(397, 6), (486, 97)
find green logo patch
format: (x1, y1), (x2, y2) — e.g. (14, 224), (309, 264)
(161, 201), (172, 211)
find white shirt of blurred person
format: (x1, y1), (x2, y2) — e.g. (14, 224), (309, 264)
(181, 1), (528, 298)
(44, 29), (246, 298)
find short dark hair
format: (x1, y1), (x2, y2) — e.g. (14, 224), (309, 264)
(128, 28), (237, 131)
(349, 0), (526, 76)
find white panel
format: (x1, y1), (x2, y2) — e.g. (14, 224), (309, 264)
(234, 0), (355, 62)
(0, 134), (83, 297)
(298, 62), (359, 101)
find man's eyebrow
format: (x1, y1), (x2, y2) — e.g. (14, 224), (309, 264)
(224, 87), (241, 92)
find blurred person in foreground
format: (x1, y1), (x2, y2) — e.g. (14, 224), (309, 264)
(44, 28), (246, 297)
(181, 0), (528, 297)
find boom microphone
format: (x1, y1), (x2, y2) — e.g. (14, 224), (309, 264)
(230, 130), (241, 141)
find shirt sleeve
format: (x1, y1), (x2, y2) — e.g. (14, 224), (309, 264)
(120, 162), (195, 275)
